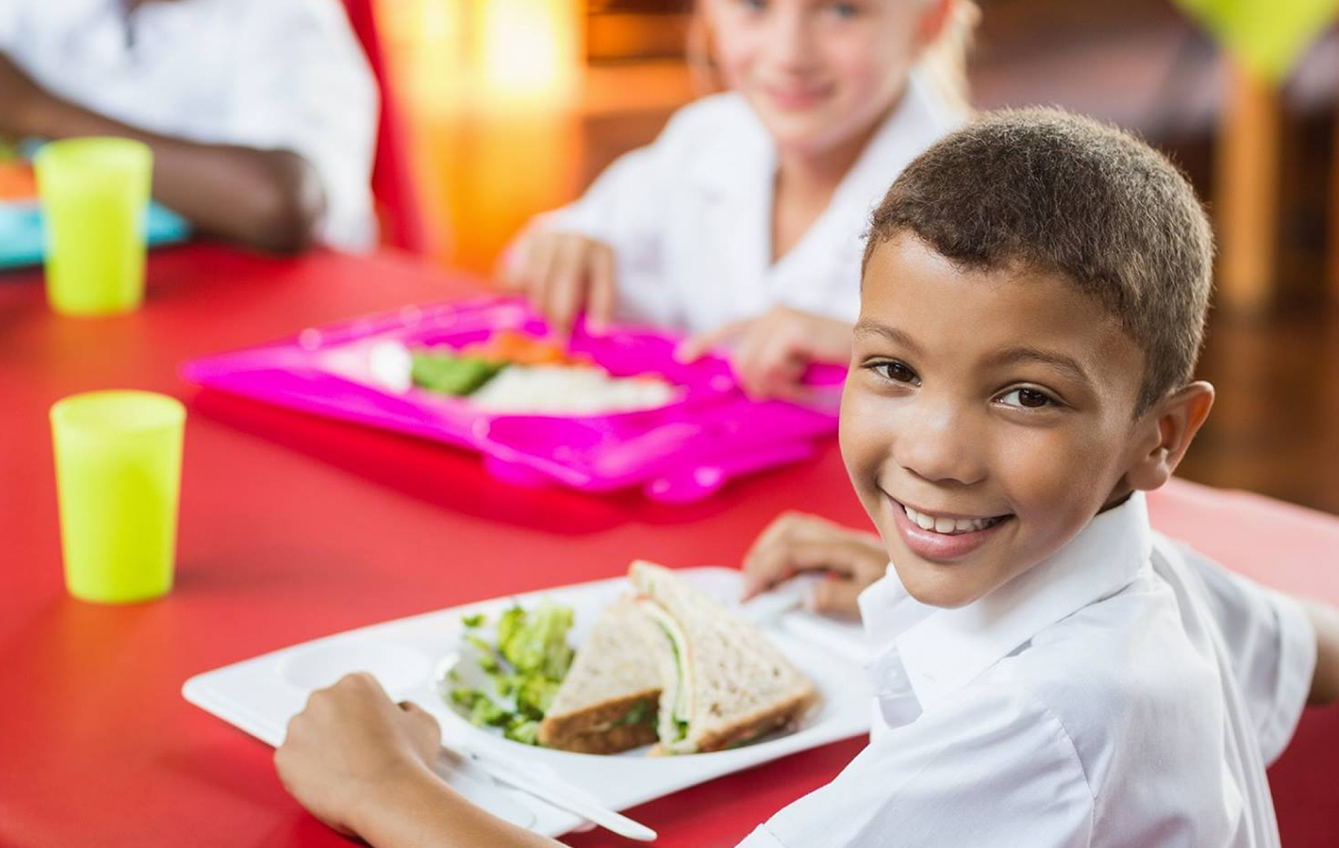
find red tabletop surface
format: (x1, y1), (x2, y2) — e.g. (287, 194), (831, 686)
(1, 244), (1335, 847)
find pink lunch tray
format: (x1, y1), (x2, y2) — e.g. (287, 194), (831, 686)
(180, 297), (842, 503)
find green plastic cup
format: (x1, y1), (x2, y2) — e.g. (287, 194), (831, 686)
(34, 138), (153, 316)
(50, 390), (185, 603)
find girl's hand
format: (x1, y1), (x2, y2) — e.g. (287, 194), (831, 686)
(500, 230), (617, 338)
(741, 512), (889, 619)
(676, 306), (852, 402)
(275, 672), (442, 838)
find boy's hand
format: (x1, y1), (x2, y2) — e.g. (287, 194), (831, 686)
(0, 51), (56, 137)
(275, 672), (442, 838)
(500, 230), (617, 338)
(741, 512), (889, 619)
(676, 306), (851, 402)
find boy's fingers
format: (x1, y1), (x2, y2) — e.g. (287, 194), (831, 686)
(746, 511), (807, 556)
(805, 578), (865, 619)
(336, 670), (380, 694)
(740, 513), (811, 594)
(398, 700), (441, 733)
(742, 512), (839, 571)
(741, 537), (866, 600)
(397, 699), (430, 717)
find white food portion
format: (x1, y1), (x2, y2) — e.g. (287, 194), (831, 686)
(469, 365), (677, 415)
(367, 340), (414, 393)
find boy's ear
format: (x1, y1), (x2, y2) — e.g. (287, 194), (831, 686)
(1125, 381), (1215, 493)
(913, 0), (955, 50)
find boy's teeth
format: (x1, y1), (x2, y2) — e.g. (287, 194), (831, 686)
(902, 504), (1001, 535)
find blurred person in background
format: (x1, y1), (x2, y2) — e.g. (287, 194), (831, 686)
(0, 0), (378, 253)
(503, 0), (976, 401)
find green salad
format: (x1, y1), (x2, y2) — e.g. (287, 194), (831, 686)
(445, 601), (575, 745)
(410, 351), (504, 396)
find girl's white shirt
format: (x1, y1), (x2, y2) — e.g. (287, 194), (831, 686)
(536, 72), (961, 333)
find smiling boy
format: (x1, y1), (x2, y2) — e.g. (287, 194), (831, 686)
(273, 110), (1328, 847)
(757, 109), (1318, 847)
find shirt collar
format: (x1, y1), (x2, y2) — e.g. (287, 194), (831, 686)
(858, 492), (1153, 710)
(686, 93), (773, 200)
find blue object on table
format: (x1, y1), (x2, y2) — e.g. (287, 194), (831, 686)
(0, 201), (190, 271)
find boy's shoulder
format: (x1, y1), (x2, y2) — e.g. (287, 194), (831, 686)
(994, 569), (1222, 785)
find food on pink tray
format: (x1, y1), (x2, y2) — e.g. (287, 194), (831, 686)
(411, 350), (506, 396)
(462, 330), (590, 367)
(365, 332), (678, 416)
(469, 364), (675, 415)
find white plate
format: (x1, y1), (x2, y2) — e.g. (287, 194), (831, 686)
(182, 567), (873, 838)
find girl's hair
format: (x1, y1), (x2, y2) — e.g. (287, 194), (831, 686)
(686, 0), (979, 116)
(915, 0), (978, 117)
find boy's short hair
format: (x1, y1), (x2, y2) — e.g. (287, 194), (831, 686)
(863, 108), (1213, 414)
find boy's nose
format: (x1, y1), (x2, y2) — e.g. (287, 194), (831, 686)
(893, 404), (988, 487)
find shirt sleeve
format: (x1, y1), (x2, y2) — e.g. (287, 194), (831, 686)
(223, 0), (379, 251)
(737, 685), (1094, 848)
(0, 1), (31, 54)
(1177, 545), (1317, 765)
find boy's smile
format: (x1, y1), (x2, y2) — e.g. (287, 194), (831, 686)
(889, 499), (1012, 562)
(841, 233), (1155, 608)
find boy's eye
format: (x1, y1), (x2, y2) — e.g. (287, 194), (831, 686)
(869, 360), (920, 386)
(825, 1), (860, 18)
(738, 0), (768, 11)
(997, 387), (1057, 410)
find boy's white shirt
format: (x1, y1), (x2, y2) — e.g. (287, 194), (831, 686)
(535, 72), (960, 333)
(0, 0), (378, 251)
(738, 492), (1316, 848)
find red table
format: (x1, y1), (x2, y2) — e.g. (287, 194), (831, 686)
(2, 245), (1336, 847)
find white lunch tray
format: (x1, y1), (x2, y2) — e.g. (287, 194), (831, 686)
(182, 567), (874, 838)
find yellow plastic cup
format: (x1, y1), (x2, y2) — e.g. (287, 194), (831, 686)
(34, 138), (153, 317)
(50, 390), (185, 603)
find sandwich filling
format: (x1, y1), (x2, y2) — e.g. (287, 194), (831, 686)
(636, 598), (694, 749)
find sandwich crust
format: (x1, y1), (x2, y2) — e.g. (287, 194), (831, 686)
(693, 683), (817, 753)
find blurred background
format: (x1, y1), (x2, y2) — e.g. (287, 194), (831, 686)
(370, 0), (1339, 515)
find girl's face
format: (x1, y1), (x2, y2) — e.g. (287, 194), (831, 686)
(704, 0), (940, 157)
